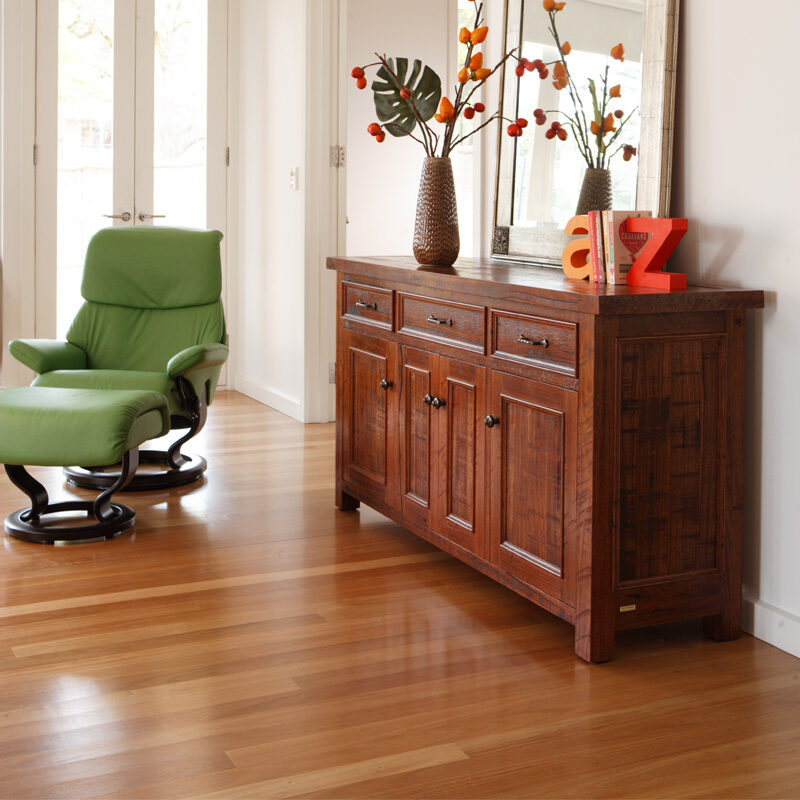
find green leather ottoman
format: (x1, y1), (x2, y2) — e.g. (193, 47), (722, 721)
(0, 387), (169, 543)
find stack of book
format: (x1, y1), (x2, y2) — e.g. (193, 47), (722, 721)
(587, 209), (652, 285)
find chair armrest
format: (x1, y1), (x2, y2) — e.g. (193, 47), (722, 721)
(167, 343), (229, 379)
(8, 339), (87, 374)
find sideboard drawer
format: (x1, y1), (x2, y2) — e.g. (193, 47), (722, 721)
(491, 310), (577, 376)
(342, 281), (393, 329)
(398, 293), (485, 353)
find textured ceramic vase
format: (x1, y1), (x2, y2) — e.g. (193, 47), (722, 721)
(413, 157), (460, 267)
(576, 167), (613, 215)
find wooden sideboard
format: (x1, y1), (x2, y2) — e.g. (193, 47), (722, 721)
(327, 255), (764, 662)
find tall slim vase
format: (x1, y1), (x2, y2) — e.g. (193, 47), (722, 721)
(576, 167), (612, 215)
(413, 157), (460, 267)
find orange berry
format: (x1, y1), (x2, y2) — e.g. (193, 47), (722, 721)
(545, 128), (556, 139)
(524, 60), (535, 72)
(539, 67), (549, 78)
(458, 67), (470, 83)
(464, 106), (476, 120)
(375, 132), (386, 143)
(614, 109), (624, 118)
(473, 68), (491, 81)
(367, 122), (381, 136)
(515, 63), (525, 77)
(516, 117), (528, 128)
(609, 84), (621, 98)
(469, 52), (483, 71)
(474, 102), (485, 112)
(356, 77), (367, 90)
(351, 66), (365, 79)
(437, 97), (455, 122)
(471, 26), (489, 44)
(557, 128), (567, 140)
(459, 27), (471, 44)
(611, 42), (625, 61)
(400, 88), (411, 99)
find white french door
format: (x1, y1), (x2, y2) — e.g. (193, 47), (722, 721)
(35, 0), (228, 339)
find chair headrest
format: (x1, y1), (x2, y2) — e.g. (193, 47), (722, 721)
(82, 227), (224, 309)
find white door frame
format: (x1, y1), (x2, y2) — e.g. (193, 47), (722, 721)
(32, 0), (229, 343)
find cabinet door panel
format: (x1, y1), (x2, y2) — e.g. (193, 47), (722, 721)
(340, 330), (397, 505)
(399, 347), (435, 527)
(488, 371), (576, 604)
(435, 357), (486, 556)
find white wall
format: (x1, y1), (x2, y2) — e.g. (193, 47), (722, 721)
(345, 0), (451, 256)
(229, 0), (307, 419)
(671, 0), (800, 657)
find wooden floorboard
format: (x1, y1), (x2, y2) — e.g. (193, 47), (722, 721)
(0, 390), (797, 800)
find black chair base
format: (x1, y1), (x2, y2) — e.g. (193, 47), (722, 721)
(63, 449), (207, 491)
(4, 450), (139, 545)
(5, 501), (136, 544)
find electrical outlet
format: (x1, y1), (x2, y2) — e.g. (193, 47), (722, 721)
(328, 362), (336, 384)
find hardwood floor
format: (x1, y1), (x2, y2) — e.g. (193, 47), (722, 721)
(0, 390), (797, 799)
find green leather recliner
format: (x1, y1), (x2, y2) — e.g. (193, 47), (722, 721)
(9, 226), (229, 490)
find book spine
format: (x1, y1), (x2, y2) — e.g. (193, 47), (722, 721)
(602, 211), (613, 283)
(594, 211), (606, 284)
(588, 211), (601, 283)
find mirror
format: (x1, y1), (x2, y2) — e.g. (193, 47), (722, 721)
(493, 0), (679, 264)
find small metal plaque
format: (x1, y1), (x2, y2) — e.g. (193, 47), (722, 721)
(619, 604), (637, 613)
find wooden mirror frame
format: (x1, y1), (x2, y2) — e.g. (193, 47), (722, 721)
(492, 0), (680, 264)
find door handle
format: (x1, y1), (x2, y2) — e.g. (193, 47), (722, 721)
(380, 378), (392, 390)
(430, 396), (446, 409)
(484, 415), (499, 428)
(103, 211), (131, 222)
(138, 211), (166, 221)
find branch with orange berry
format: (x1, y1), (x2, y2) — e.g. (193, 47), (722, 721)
(521, 0), (638, 169)
(349, 1), (521, 158)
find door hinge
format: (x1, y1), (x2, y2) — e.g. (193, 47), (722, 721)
(330, 145), (345, 168)
(225, 146), (230, 167)
(33, 143), (38, 166)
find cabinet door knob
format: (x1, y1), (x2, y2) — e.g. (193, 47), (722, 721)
(517, 333), (548, 347)
(380, 378), (392, 390)
(431, 396), (446, 409)
(423, 393), (433, 405)
(484, 415), (499, 428)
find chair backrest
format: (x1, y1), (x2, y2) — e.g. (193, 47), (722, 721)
(67, 227), (226, 373)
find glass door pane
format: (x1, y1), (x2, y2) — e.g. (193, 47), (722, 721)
(152, 0), (208, 227)
(56, 0), (116, 337)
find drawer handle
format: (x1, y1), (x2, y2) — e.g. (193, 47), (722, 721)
(426, 314), (453, 327)
(423, 394), (433, 406)
(517, 334), (548, 348)
(431, 396), (446, 409)
(484, 415), (499, 428)
(355, 300), (378, 311)
(380, 378), (392, 390)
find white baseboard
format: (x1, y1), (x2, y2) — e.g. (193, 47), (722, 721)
(743, 596), (800, 659)
(233, 374), (303, 421)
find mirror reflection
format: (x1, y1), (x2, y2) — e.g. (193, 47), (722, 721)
(496, 0), (647, 262)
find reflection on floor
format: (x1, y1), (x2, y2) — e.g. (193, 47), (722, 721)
(0, 391), (798, 799)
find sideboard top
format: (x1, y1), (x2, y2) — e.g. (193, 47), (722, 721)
(327, 256), (764, 315)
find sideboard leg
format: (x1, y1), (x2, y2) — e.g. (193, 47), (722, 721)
(702, 611), (742, 642)
(574, 614), (615, 663)
(336, 486), (360, 511)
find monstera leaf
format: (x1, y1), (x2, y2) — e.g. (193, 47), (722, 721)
(371, 58), (442, 138)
